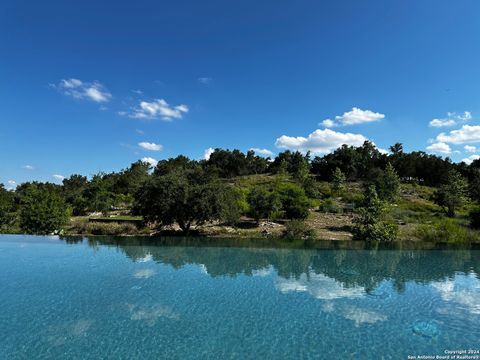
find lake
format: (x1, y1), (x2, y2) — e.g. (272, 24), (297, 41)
(0, 235), (479, 359)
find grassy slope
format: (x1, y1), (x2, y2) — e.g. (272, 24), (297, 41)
(61, 174), (479, 241)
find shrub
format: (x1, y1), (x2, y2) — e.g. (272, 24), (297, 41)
(319, 198), (342, 213)
(414, 218), (473, 243)
(352, 185), (398, 242)
(71, 221), (138, 235)
(276, 183), (310, 220)
(282, 221), (316, 241)
(247, 187), (281, 221)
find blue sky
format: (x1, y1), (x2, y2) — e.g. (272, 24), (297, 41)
(2, 0), (480, 188)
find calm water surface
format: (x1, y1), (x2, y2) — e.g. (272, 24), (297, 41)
(0, 235), (479, 359)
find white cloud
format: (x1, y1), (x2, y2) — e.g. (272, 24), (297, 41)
(22, 165), (34, 170)
(464, 145), (477, 153)
(276, 272), (365, 300)
(462, 154), (480, 165)
(127, 99), (189, 121)
(138, 142), (163, 151)
(52, 78), (112, 103)
(429, 118), (456, 128)
(429, 111), (472, 128)
(52, 174), (65, 181)
(250, 148), (274, 157)
(332, 107), (385, 126)
(431, 274), (480, 315)
(437, 125), (480, 144)
(6, 180), (16, 190)
(132, 89), (143, 95)
(203, 147), (215, 160)
(133, 268), (155, 279)
(141, 157), (158, 167)
(426, 142), (451, 154)
(135, 129), (145, 135)
(321, 119), (336, 128)
(275, 128), (368, 154)
(198, 77), (212, 84)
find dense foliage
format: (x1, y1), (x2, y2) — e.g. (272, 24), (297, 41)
(2, 143), (480, 240)
(18, 183), (69, 234)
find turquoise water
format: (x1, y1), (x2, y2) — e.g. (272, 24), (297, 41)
(1, 235), (479, 359)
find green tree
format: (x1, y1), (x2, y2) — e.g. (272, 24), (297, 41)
(0, 184), (14, 228)
(434, 169), (469, 217)
(133, 169), (224, 234)
(19, 185), (69, 234)
(377, 162), (400, 203)
(276, 183), (310, 219)
(247, 187), (281, 222)
(353, 185), (397, 241)
(331, 167), (346, 194)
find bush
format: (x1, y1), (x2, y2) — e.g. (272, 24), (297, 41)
(319, 198), (342, 213)
(282, 221), (316, 241)
(352, 185), (398, 242)
(247, 187), (281, 221)
(276, 183), (310, 220)
(414, 218), (476, 243)
(70, 221), (138, 235)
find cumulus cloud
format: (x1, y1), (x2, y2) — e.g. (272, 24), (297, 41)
(436, 125), (480, 144)
(203, 147), (215, 160)
(462, 155), (480, 165)
(52, 78), (112, 103)
(275, 128), (368, 154)
(52, 174), (65, 181)
(321, 107), (384, 127)
(138, 142), (163, 151)
(141, 157), (158, 167)
(250, 148), (274, 157)
(126, 99), (189, 121)
(464, 145), (477, 153)
(429, 111), (472, 128)
(6, 180), (16, 190)
(426, 142), (451, 154)
(321, 119), (336, 128)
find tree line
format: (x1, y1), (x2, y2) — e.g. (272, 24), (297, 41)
(1, 141), (479, 237)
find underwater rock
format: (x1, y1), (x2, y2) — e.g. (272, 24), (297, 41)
(412, 321), (440, 339)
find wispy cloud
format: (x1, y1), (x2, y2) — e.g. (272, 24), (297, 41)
(22, 165), (34, 170)
(138, 142), (163, 151)
(125, 99), (189, 121)
(429, 111), (471, 128)
(52, 174), (65, 181)
(198, 77), (212, 85)
(51, 78), (112, 103)
(464, 145), (477, 153)
(321, 107), (384, 127)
